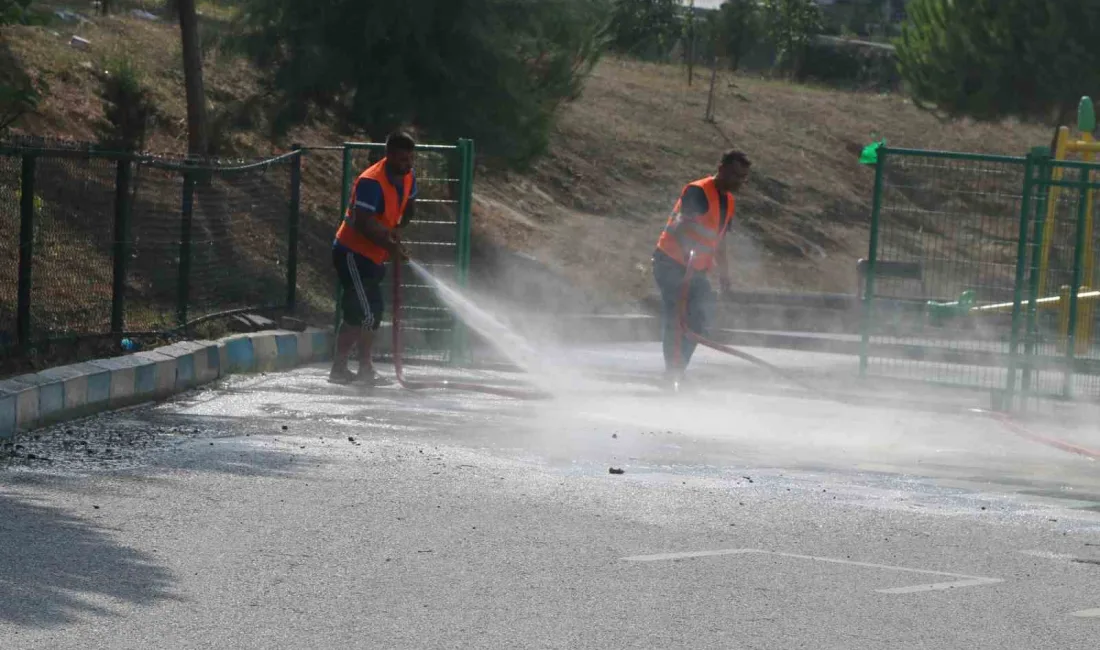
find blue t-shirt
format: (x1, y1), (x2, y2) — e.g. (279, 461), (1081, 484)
(335, 170), (418, 252)
(352, 172), (418, 217)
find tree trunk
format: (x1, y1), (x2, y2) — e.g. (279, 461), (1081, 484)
(704, 54), (718, 123)
(177, 0), (208, 158)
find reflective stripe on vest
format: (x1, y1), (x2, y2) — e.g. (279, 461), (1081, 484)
(655, 176), (735, 270)
(335, 157), (413, 264)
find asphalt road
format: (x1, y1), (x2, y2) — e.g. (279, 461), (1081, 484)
(2, 343), (1099, 649)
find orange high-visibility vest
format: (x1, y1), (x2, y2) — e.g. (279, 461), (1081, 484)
(335, 158), (413, 264)
(655, 176), (735, 270)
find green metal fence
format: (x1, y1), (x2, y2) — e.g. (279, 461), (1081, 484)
(337, 140), (475, 365)
(0, 139), (302, 353)
(860, 146), (1100, 407)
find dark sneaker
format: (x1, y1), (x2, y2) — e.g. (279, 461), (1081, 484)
(354, 368), (393, 387)
(328, 365), (357, 385)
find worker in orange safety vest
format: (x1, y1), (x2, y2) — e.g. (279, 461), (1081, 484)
(652, 149), (751, 385)
(330, 131), (417, 386)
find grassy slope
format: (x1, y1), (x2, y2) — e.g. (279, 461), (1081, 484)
(2, 10), (1054, 323)
(479, 58), (1050, 309)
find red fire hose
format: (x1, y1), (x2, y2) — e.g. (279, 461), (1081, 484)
(391, 259), (552, 400)
(672, 252), (1099, 461)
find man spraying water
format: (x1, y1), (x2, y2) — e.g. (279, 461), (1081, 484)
(329, 132), (417, 385)
(651, 149), (751, 387)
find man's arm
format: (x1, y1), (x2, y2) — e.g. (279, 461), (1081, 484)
(349, 179), (403, 254)
(677, 186), (708, 223)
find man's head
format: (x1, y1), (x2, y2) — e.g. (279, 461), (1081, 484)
(715, 150), (751, 193)
(384, 131), (416, 176)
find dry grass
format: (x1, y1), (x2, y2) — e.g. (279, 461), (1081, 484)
(476, 58), (1052, 306)
(2, 13), (1058, 327)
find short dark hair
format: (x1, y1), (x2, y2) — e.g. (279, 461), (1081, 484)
(386, 131), (416, 153)
(720, 150), (751, 168)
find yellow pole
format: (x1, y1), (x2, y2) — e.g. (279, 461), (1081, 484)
(1058, 284), (1072, 353)
(1040, 127), (1070, 297)
(1082, 132), (1096, 291)
(1081, 133), (1096, 353)
(1077, 286), (1095, 355)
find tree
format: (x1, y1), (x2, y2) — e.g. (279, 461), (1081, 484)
(717, 0), (761, 72)
(762, 0), (822, 78)
(895, 0), (1100, 124)
(0, 0), (31, 24)
(609, 0), (682, 61)
(176, 0), (209, 157)
(234, 0), (611, 167)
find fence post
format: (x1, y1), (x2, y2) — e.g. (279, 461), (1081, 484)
(286, 144), (302, 312)
(177, 168), (196, 327)
(1062, 171), (1091, 399)
(1005, 153), (1037, 409)
(1022, 148), (1053, 397)
(17, 155), (36, 348)
(458, 138), (475, 288)
(858, 148), (887, 377)
(111, 157), (134, 334)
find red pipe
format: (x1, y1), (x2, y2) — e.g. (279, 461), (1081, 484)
(674, 252), (1099, 461)
(391, 259), (552, 400)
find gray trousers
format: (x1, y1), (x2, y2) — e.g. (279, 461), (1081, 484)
(652, 251), (715, 373)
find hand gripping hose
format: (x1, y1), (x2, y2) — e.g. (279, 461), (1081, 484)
(391, 259), (552, 400)
(672, 252), (1100, 461)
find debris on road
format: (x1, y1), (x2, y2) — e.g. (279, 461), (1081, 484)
(609, 467), (625, 475)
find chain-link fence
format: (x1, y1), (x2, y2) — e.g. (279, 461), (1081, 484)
(0, 139), (301, 353)
(860, 146), (1100, 407)
(1, 137), (476, 370)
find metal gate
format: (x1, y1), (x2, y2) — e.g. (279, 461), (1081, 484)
(859, 146), (1100, 408)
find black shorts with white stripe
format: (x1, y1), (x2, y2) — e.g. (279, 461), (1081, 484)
(332, 246), (386, 330)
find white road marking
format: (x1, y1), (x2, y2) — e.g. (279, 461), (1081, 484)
(621, 548), (1003, 594)
(1020, 550), (1090, 563)
(1071, 608), (1100, 618)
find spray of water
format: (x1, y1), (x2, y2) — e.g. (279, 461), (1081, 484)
(408, 261), (577, 394)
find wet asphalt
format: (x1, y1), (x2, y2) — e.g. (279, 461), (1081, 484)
(2, 343), (1099, 649)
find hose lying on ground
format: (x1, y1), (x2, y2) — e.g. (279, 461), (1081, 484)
(671, 252), (1099, 461)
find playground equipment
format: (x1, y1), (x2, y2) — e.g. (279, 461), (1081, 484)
(925, 96), (1100, 355)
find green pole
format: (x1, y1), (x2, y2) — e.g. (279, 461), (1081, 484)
(859, 148), (887, 377)
(1005, 153), (1037, 408)
(177, 169), (196, 327)
(111, 157), (134, 334)
(286, 144), (302, 312)
(459, 138), (475, 287)
(1062, 169), (1091, 399)
(17, 154), (36, 348)
(334, 145), (353, 333)
(449, 139), (475, 365)
(1022, 150), (1053, 398)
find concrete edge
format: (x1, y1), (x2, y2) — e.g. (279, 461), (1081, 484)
(0, 327), (335, 441)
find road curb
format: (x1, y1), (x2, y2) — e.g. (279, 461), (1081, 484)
(0, 327), (334, 440)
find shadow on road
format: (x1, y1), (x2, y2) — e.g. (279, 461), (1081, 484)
(0, 491), (178, 628)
